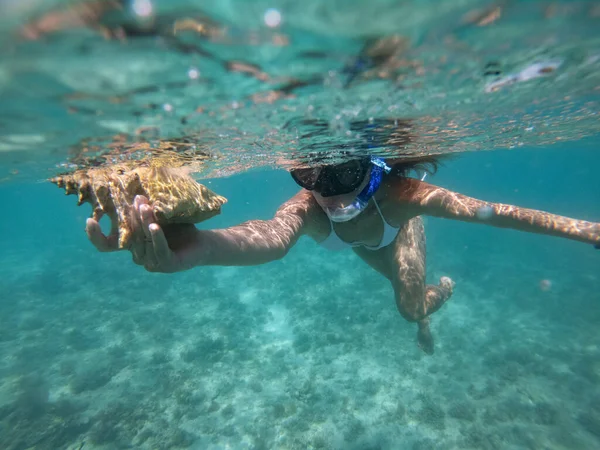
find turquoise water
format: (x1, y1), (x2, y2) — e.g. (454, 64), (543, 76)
(2, 148), (599, 449)
(1, 1), (600, 449)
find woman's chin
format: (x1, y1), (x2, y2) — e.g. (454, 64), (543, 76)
(313, 191), (356, 209)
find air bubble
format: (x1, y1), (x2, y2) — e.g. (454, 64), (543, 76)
(539, 279), (552, 292)
(329, 114), (349, 136)
(476, 205), (494, 220)
(131, 0), (153, 18)
(264, 9), (282, 28)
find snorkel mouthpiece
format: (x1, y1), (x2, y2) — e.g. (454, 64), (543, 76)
(325, 157), (390, 222)
(326, 198), (368, 222)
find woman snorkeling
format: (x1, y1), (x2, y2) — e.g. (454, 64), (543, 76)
(85, 150), (600, 355)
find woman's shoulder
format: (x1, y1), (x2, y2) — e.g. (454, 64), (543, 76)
(275, 189), (330, 239)
(377, 176), (424, 224)
(380, 175), (420, 198)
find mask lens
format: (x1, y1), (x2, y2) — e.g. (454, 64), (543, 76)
(317, 158), (369, 197)
(333, 160), (366, 188)
(291, 157), (370, 196)
(291, 167), (321, 190)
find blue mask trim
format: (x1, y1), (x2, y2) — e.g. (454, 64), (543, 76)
(351, 157), (391, 209)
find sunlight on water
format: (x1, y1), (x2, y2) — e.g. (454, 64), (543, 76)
(0, 0), (598, 182)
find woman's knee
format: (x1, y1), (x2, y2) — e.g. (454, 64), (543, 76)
(395, 298), (426, 322)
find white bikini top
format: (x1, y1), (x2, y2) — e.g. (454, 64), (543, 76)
(319, 198), (399, 251)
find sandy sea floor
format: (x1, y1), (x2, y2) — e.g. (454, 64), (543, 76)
(1, 206), (600, 450)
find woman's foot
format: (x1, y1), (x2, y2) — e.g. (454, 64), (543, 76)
(439, 276), (455, 297)
(423, 276), (455, 318)
(417, 277), (455, 355)
(417, 319), (434, 355)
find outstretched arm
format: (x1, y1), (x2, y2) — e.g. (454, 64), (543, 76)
(87, 190), (319, 272)
(394, 178), (600, 247)
(199, 190), (318, 266)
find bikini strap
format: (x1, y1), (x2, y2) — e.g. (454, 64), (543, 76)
(372, 197), (386, 222)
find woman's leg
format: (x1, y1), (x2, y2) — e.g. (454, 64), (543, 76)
(353, 217), (454, 354)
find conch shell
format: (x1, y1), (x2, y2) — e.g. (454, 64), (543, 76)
(50, 160), (226, 249)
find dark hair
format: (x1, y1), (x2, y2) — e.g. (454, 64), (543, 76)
(285, 116), (448, 177)
(386, 155), (444, 178)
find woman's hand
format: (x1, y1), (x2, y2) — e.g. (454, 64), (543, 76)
(85, 195), (207, 273)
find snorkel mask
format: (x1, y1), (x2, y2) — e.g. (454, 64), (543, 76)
(291, 156), (391, 222)
(323, 157), (391, 222)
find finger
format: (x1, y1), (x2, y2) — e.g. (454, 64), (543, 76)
(140, 204), (155, 241)
(144, 236), (159, 270)
(150, 223), (172, 265)
(132, 195), (148, 230)
(130, 237), (146, 265)
(133, 195), (149, 230)
(134, 195), (149, 212)
(86, 218), (118, 252)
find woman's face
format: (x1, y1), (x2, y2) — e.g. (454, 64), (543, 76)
(312, 168), (371, 211)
